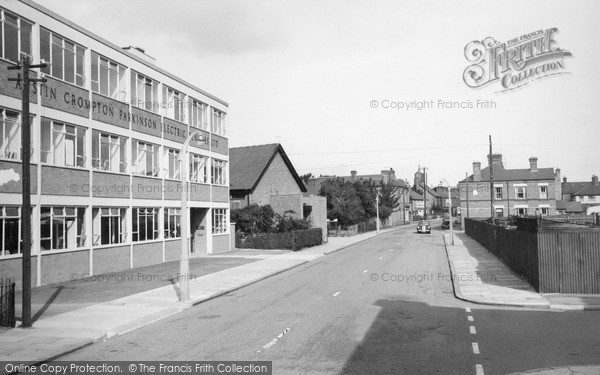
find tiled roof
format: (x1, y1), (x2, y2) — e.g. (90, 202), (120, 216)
(338, 174), (408, 188)
(556, 200), (585, 213)
(573, 184), (600, 196)
(410, 190), (423, 200)
(562, 182), (591, 195)
(461, 165), (556, 182)
(229, 143), (306, 193)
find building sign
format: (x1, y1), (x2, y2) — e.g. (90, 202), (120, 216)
(0, 60), (38, 103)
(129, 107), (162, 138)
(211, 134), (228, 155)
(190, 129), (211, 150)
(163, 118), (188, 143)
(463, 28), (572, 92)
(40, 77), (90, 118)
(91, 93), (130, 129)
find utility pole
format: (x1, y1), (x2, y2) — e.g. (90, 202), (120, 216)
(423, 167), (427, 220)
(489, 135), (494, 221)
(376, 189), (381, 234)
(7, 56), (47, 328)
(465, 172), (470, 219)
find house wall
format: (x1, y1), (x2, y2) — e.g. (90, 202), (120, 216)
(250, 153), (303, 206)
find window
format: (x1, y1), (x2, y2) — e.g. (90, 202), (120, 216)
(40, 207), (86, 251)
(540, 207), (549, 215)
(91, 52), (126, 99)
(40, 28), (85, 86)
(495, 208), (504, 217)
(495, 186), (503, 199)
(211, 108), (226, 136)
(539, 185), (548, 199)
(164, 208), (181, 238)
(211, 159), (227, 185)
(92, 131), (127, 173)
(0, 10), (32, 63)
(41, 118), (86, 167)
(212, 208), (227, 234)
(516, 208), (528, 216)
(132, 140), (159, 176)
(0, 109), (20, 160)
(132, 207), (158, 242)
(190, 153), (207, 183)
(164, 86), (185, 122)
(190, 99), (208, 129)
(0, 206), (21, 256)
(93, 207), (126, 245)
(164, 148), (180, 179)
(131, 71), (159, 113)
(515, 186), (527, 200)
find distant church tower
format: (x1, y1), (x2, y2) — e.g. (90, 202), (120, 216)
(413, 165), (425, 192)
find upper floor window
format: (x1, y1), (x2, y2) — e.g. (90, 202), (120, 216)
(211, 159), (227, 185)
(164, 148), (180, 180)
(164, 86), (185, 123)
(131, 71), (159, 113)
(539, 185), (548, 199)
(92, 130), (127, 173)
(40, 206), (86, 251)
(495, 186), (503, 199)
(0, 109), (20, 160)
(190, 99), (208, 129)
(190, 153), (207, 183)
(91, 52), (126, 99)
(515, 186), (527, 200)
(0, 10), (32, 63)
(41, 118), (86, 168)
(40, 28), (85, 87)
(131, 139), (159, 177)
(211, 109), (226, 136)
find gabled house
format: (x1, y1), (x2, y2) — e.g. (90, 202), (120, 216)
(229, 143), (327, 237)
(409, 190), (425, 220)
(561, 175), (600, 213)
(458, 154), (561, 218)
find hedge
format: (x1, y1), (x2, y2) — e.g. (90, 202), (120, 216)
(236, 228), (322, 251)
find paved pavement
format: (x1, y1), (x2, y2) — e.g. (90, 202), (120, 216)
(507, 365), (600, 375)
(443, 230), (600, 311)
(0, 227), (396, 365)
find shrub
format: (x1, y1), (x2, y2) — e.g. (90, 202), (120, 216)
(236, 228), (322, 251)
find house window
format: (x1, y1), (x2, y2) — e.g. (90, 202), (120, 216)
(0, 10), (32, 63)
(0, 206), (21, 256)
(40, 207), (86, 251)
(190, 153), (207, 183)
(495, 187), (503, 199)
(211, 108), (226, 136)
(132, 207), (158, 242)
(165, 148), (180, 179)
(515, 186), (527, 200)
(40, 28), (85, 86)
(211, 159), (227, 185)
(132, 140), (159, 176)
(131, 71), (159, 113)
(190, 100), (208, 129)
(91, 52), (126, 99)
(164, 208), (181, 238)
(495, 208), (504, 217)
(539, 186), (548, 199)
(93, 207), (127, 245)
(212, 208), (227, 234)
(92, 131), (127, 173)
(164, 86), (185, 122)
(0, 109), (20, 160)
(41, 118), (86, 168)
(540, 207), (549, 215)
(516, 207), (528, 216)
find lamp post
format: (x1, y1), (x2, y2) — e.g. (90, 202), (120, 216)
(376, 189), (381, 234)
(178, 130), (205, 303)
(440, 179), (454, 245)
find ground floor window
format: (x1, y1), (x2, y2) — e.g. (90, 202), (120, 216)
(0, 206), (21, 256)
(133, 207), (159, 241)
(40, 207), (86, 251)
(164, 208), (181, 238)
(540, 207), (549, 216)
(212, 208), (227, 234)
(495, 208), (504, 217)
(93, 207), (127, 245)
(516, 207), (528, 216)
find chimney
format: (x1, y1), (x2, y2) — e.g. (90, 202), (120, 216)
(122, 46), (156, 64)
(487, 153), (504, 169)
(563, 177), (567, 183)
(350, 170), (357, 182)
(381, 168), (396, 184)
(529, 157), (538, 171)
(473, 162), (481, 181)
(593, 175), (599, 186)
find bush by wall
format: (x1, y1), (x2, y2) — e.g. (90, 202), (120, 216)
(236, 228), (322, 251)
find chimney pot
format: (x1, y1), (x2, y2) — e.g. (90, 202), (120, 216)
(563, 177), (567, 183)
(473, 161), (482, 181)
(529, 157), (538, 171)
(593, 175), (599, 186)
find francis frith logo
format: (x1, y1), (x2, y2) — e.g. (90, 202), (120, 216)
(463, 28), (572, 92)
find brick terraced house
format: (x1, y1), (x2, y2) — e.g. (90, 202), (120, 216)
(0, 0), (230, 287)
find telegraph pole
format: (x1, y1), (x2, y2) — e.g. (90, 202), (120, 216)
(7, 56), (47, 328)
(423, 167), (427, 220)
(465, 172), (470, 219)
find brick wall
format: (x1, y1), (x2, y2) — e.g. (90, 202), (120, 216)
(132, 176), (162, 200)
(164, 239), (181, 262)
(132, 242), (162, 268)
(0, 257), (37, 291)
(92, 172), (131, 198)
(93, 245), (130, 275)
(41, 165), (89, 196)
(211, 185), (229, 203)
(250, 153), (303, 206)
(212, 234), (230, 253)
(190, 183), (210, 201)
(40, 250), (89, 285)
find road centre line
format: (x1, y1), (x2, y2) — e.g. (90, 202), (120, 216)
(363, 270), (367, 273)
(262, 327), (291, 350)
(470, 326), (476, 334)
(472, 342), (480, 354)
(333, 291), (340, 297)
(476, 364), (484, 375)
(379, 257), (383, 260)
(465, 307), (471, 313)
(467, 315), (474, 321)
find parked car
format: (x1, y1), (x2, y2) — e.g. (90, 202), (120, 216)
(417, 220), (431, 234)
(441, 218), (450, 229)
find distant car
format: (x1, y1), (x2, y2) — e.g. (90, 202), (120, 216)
(417, 220), (431, 234)
(441, 218), (450, 229)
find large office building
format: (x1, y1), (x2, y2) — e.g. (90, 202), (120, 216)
(0, 0), (230, 287)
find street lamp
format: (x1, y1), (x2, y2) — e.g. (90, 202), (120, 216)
(178, 130), (205, 303)
(440, 179), (454, 245)
(376, 190), (381, 234)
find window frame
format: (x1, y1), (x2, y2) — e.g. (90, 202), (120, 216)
(211, 158), (227, 185)
(132, 207), (159, 242)
(190, 99), (208, 130)
(131, 139), (159, 177)
(0, 206), (22, 257)
(93, 207), (127, 246)
(164, 208), (181, 239)
(92, 130), (127, 173)
(41, 118), (87, 168)
(91, 51), (127, 100)
(189, 153), (207, 183)
(0, 108), (21, 160)
(212, 208), (228, 234)
(131, 71), (159, 113)
(40, 27), (86, 87)
(40, 206), (86, 251)
(0, 9), (33, 63)
(539, 185), (548, 199)
(164, 86), (185, 123)
(514, 186), (527, 200)
(211, 108), (226, 136)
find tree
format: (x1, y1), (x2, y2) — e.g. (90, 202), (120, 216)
(319, 178), (365, 226)
(231, 204), (276, 234)
(377, 180), (401, 219)
(353, 180), (377, 220)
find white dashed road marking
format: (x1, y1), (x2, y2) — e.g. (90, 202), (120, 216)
(470, 326), (476, 334)
(465, 307), (471, 313)
(363, 270), (367, 273)
(333, 291), (340, 297)
(476, 364), (485, 375)
(262, 328), (291, 350)
(472, 342), (480, 354)
(467, 315), (474, 322)
(379, 257), (383, 260)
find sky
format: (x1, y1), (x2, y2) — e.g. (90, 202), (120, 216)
(36, 0), (600, 187)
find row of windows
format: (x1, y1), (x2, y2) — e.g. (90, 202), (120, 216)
(0, 206), (228, 256)
(0, 8), (226, 135)
(493, 186), (548, 200)
(494, 207), (549, 217)
(0, 111), (228, 185)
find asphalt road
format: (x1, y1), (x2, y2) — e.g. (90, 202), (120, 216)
(61, 225), (600, 374)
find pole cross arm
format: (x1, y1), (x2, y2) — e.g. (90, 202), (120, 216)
(7, 64), (21, 70)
